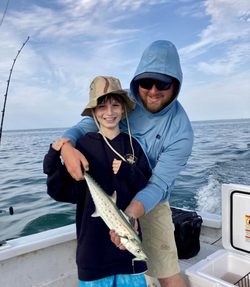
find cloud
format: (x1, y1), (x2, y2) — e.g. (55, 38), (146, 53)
(175, 1), (205, 18)
(180, 69), (250, 121)
(58, 0), (171, 15)
(197, 43), (250, 75)
(0, 0), (249, 130)
(3, 0), (173, 42)
(179, 0), (250, 62)
(3, 2), (138, 42)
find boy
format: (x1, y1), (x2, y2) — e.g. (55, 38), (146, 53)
(43, 76), (151, 287)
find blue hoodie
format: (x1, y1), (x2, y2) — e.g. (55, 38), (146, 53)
(63, 40), (194, 213)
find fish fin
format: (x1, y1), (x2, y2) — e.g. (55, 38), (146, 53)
(120, 234), (134, 242)
(91, 210), (100, 217)
(119, 209), (135, 227)
(120, 209), (130, 221)
(110, 191), (117, 203)
(129, 217), (136, 228)
(120, 237), (129, 245)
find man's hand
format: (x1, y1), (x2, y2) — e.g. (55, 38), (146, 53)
(60, 141), (89, 181)
(124, 200), (145, 219)
(52, 138), (70, 151)
(109, 200), (145, 250)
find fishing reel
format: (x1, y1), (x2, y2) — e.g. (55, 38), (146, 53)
(0, 207), (14, 246)
(0, 206), (14, 216)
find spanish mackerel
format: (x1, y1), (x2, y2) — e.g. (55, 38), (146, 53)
(84, 171), (148, 261)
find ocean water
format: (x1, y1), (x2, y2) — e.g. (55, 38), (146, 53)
(0, 119), (250, 241)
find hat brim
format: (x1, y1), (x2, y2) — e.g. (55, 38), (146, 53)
(81, 90), (136, 120)
(134, 72), (173, 84)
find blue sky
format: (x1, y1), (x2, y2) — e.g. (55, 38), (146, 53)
(0, 0), (249, 130)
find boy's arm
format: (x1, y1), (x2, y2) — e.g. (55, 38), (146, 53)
(43, 142), (79, 203)
(61, 117), (98, 180)
(43, 138), (70, 175)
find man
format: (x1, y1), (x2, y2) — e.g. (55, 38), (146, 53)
(61, 40), (194, 287)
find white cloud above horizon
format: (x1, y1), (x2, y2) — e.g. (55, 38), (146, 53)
(0, 0), (249, 130)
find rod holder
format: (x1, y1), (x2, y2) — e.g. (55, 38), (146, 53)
(0, 207), (14, 215)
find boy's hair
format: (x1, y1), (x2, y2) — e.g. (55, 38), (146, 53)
(97, 93), (125, 107)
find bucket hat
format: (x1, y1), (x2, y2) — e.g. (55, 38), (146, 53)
(81, 76), (136, 120)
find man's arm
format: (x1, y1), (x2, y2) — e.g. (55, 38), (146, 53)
(60, 117), (98, 180)
(133, 129), (194, 214)
(62, 117), (98, 146)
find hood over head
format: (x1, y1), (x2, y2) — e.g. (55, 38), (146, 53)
(130, 40), (183, 110)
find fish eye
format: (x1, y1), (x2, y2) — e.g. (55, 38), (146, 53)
(136, 249), (141, 253)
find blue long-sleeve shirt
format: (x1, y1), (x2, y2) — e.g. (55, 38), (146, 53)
(63, 40), (194, 213)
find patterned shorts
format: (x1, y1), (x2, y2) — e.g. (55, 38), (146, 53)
(79, 274), (147, 287)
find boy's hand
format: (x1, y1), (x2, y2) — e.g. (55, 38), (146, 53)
(109, 230), (126, 250)
(112, 158), (122, 174)
(109, 217), (139, 250)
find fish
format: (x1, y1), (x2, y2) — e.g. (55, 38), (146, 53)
(84, 171), (148, 261)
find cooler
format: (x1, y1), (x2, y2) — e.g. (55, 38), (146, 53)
(186, 184), (250, 287)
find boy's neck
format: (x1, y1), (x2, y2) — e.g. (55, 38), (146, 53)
(99, 127), (121, 140)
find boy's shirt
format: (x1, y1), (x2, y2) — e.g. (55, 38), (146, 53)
(44, 132), (150, 281)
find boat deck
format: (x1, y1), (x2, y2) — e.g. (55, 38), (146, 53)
(0, 211), (223, 287)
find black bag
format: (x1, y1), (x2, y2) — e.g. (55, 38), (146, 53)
(171, 207), (203, 259)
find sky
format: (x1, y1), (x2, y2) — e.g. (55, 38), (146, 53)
(0, 0), (249, 130)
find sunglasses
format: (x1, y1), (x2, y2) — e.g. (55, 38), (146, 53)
(138, 78), (173, 91)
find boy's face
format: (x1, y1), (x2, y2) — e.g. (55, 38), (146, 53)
(94, 98), (124, 131)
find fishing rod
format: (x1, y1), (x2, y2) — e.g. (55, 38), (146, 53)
(0, 36), (30, 144)
(0, 0), (10, 28)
